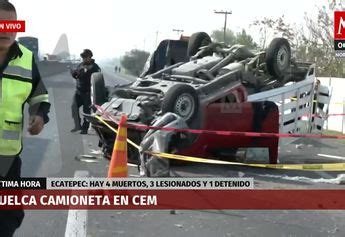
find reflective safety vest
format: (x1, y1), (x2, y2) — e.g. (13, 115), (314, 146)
(0, 44), (49, 156)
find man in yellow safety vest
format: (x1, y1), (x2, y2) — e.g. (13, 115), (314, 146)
(0, 1), (50, 236)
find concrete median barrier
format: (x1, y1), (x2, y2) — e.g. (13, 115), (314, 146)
(37, 61), (70, 77)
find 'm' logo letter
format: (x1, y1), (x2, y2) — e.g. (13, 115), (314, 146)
(335, 11), (345, 39)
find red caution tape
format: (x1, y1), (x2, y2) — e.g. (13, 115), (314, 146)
(301, 113), (345, 118)
(94, 105), (345, 140)
(327, 113), (345, 117)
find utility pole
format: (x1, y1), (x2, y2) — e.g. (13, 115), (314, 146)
(214, 10), (232, 43)
(173, 29), (184, 38)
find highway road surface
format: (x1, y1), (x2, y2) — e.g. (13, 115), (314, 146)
(14, 65), (345, 237)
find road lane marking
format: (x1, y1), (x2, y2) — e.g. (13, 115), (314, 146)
(317, 154), (345, 160)
(64, 170), (89, 237)
(129, 174), (140, 177)
(127, 163), (137, 167)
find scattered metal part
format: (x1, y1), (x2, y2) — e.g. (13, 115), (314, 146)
(75, 155), (104, 163)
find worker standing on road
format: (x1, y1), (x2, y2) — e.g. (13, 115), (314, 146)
(70, 49), (100, 134)
(0, 1), (50, 236)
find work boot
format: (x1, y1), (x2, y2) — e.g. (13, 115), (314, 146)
(80, 129), (88, 135)
(70, 127), (81, 132)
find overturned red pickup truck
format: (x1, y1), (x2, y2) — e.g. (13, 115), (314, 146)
(87, 32), (331, 177)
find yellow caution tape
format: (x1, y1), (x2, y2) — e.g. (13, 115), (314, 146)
(290, 97), (317, 103)
(95, 115), (345, 171)
(95, 115), (141, 150)
(147, 151), (345, 171)
(290, 97), (345, 105)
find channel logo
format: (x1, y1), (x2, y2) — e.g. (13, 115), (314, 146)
(335, 11), (345, 39)
(334, 11), (345, 57)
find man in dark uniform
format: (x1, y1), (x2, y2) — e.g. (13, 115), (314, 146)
(0, 1), (50, 236)
(70, 49), (100, 134)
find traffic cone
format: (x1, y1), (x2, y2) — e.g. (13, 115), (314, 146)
(107, 115), (128, 178)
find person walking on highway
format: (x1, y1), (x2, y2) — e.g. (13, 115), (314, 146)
(0, 1), (50, 236)
(70, 49), (100, 134)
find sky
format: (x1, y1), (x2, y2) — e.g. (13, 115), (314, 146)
(11, 0), (324, 59)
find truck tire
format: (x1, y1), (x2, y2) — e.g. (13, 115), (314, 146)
(161, 84), (199, 123)
(187, 32), (212, 58)
(266, 38), (291, 79)
(91, 72), (107, 107)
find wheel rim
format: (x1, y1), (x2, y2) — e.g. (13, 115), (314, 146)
(276, 46), (289, 70)
(174, 93), (195, 120)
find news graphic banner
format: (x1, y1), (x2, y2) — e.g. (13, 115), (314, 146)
(1, 178), (345, 210)
(334, 11), (345, 58)
(1, 178), (254, 190)
(0, 20), (25, 32)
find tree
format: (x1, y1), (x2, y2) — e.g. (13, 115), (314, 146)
(211, 28), (236, 45)
(211, 28), (258, 49)
(235, 29), (258, 49)
(251, 17), (275, 49)
(120, 49), (150, 76)
(299, 0), (345, 77)
(252, 0), (345, 77)
(252, 16), (296, 49)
